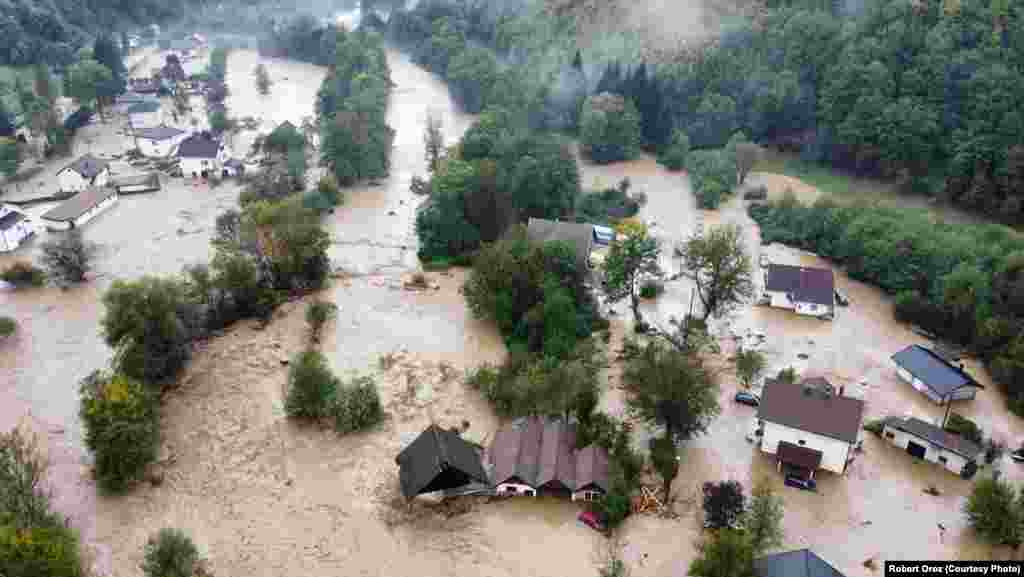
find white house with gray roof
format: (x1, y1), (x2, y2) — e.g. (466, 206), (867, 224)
(881, 415), (981, 478)
(133, 126), (188, 158)
(57, 155), (110, 193)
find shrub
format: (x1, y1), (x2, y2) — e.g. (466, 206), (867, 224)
(0, 316), (15, 339)
(945, 413), (984, 445)
(597, 488), (632, 531)
(1, 261), (46, 287)
(658, 128), (690, 171)
(639, 279), (664, 299)
(79, 371), (160, 493)
(285, 350), (339, 420)
(333, 376), (384, 434)
(317, 174), (342, 207)
(305, 299), (338, 343)
(0, 525), (84, 577)
(142, 528), (199, 577)
(964, 476), (1023, 547)
(580, 93), (642, 164)
(39, 229), (97, 285)
(863, 418), (886, 435)
(211, 250), (278, 321)
(0, 426), (53, 527)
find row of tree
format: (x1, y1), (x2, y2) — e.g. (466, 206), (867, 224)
(750, 196), (1024, 415)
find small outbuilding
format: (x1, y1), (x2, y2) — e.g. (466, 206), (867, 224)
(754, 549), (846, 577)
(891, 344), (982, 404)
(762, 264), (835, 319)
(881, 415), (981, 478)
(40, 187), (119, 230)
(0, 206), (34, 252)
(395, 425), (490, 499)
(526, 218), (595, 272)
(57, 155), (110, 194)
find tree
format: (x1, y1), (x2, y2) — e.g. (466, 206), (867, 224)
(964, 476), (1023, 547)
(142, 528), (200, 577)
(682, 225), (754, 322)
(0, 138), (20, 177)
(603, 219), (661, 326)
(172, 87), (190, 119)
(734, 142), (762, 185)
(702, 480), (746, 530)
(580, 92), (642, 164)
(254, 63), (271, 95)
(39, 229), (97, 285)
(649, 436), (679, 501)
(658, 128), (690, 171)
(65, 60), (114, 114)
(93, 34), (126, 101)
(424, 111), (444, 173)
(623, 340), (720, 444)
(285, 349), (340, 420)
(689, 529), (756, 577)
(0, 316), (15, 339)
(744, 479), (784, 555)
(306, 300), (338, 343)
(333, 376), (384, 434)
(735, 349), (767, 389)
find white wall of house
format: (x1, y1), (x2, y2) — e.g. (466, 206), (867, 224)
(760, 421), (855, 475)
(58, 168), (109, 193)
(882, 423), (972, 475)
(73, 193), (118, 228)
(794, 301), (831, 317)
(137, 133), (187, 158)
(0, 216), (33, 252)
(767, 290), (795, 311)
(180, 156), (219, 177)
(496, 481), (536, 497)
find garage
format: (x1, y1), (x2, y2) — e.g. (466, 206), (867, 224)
(907, 440), (927, 459)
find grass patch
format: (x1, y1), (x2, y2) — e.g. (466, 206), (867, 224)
(754, 148), (900, 200)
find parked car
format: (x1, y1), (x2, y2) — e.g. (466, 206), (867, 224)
(784, 475), (817, 491)
(735, 392), (760, 407)
(579, 510), (607, 534)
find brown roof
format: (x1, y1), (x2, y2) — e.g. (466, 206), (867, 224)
(758, 378), (864, 443)
(490, 417), (610, 493)
(765, 264), (834, 306)
(41, 187), (117, 222)
(777, 441), (823, 470)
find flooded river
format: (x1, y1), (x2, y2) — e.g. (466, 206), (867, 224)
(2, 41), (1023, 577)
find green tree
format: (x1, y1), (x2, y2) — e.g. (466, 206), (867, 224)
(285, 350), (340, 420)
(580, 92), (642, 164)
(333, 376), (384, 434)
(964, 476), (1023, 548)
(65, 59), (114, 114)
(735, 349), (767, 389)
(649, 436), (679, 501)
(424, 111), (444, 173)
(306, 300), (338, 343)
(0, 138), (20, 178)
(744, 479), (784, 555)
(254, 63), (272, 95)
(602, 219), (661, 326)
(703, 481), (746, 530)
(623, 340), (720, 444)
(0, 316), (15, 339)
(682, 225), (755, 322)
(39, 229), (97, 285)
(658, 128), (690, 171)
(142, 528), (199, 577)
(689, 529), (756, 577)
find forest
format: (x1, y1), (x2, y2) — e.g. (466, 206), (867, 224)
(386, 0), (1024, 223)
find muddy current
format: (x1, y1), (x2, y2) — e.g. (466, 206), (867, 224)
(2, 45), (1023, 577)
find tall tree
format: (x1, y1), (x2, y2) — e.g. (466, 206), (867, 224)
(744, 479), (784, 555)
(93, 34), (127, 99)
(423, 111), (444, 173)
(649, 436), (679, 501)
(603, 219), (661, 326)
(963, 476), (1023, 548)
(735, 349), (767, 389)
(66, 60), (114, 115)
(702, 480), (746, 530)
(682, 225), (755, 322)
(0, 100), (14, 137)
(0, 139), (20, 177)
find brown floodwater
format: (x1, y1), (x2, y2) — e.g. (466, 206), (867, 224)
(2, 42), (1023, 577)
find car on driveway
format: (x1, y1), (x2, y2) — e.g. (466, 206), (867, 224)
(734, 392), (760, 407)
(784, 475), (817, 491)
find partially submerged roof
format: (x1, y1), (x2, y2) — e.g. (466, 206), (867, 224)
(395, 425), (489, 499)
(892, 345), (982, 398)
(135, 126), (186, 141)
(526, 218), (594, 271)
(490, 417), (610, 493)
(41, 188), (117, 222)
(883, 416), (982, 460)
(59, 154), (109, 180)
(754, 549), (846, 577)
(765, 264), (835, 306)
(0, 206), (27, 231)
(758, 378), (865, 443)
(177, 134), (221, 158)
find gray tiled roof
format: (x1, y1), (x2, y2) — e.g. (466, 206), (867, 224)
(755, 549), (846, 577)
(882, 416), (982, 459)
(41, 187), (116, 222)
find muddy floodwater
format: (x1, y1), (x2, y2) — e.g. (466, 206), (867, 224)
(2, 43), (1024, 577)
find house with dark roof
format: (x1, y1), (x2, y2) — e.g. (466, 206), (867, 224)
(762, 264), (835, 319)
(757, 377), (865, 478)
(133, 126), (188, 158)
(57, 154), (110, 193)
(881, 415), (981, 478)
(40, 187), (119, 231)
(490, 417), (610, 501)
(395, 425), (490, 499)
(526, 218), (596, 272)
(177, 133), (228, 178)
(891, 344), (982, 403)
(754, 549), (846, 577)
(0, 205), (33, 252)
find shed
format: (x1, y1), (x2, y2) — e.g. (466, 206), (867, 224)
(891, 344), (982, 403)
(526, 218), (595, 271)
(395, 425), (489, 499)
(754, 549), (846, 577)
(40, 187), (119, 230)
(881, 416), (981, 478)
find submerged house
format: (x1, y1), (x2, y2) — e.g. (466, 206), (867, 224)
(490, 417), (610, 502)
(57, 155), (110, 193)
(134, 126), (188, 158)
(40, 187), (119, 230)
(526, 218), (596, 272)
(395, 425), (490, 499)
(178, 133), (228, 178)
(891, 344), (983, 404)
(881, 415), (981, 478)
(0, 206), (34, 252)
(762, 264), (835, 319)
(754, 549), (847, 577)
(757, 377), (865, 479)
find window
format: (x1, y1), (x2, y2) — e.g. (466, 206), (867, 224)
(938, 456), (948, 464)
(798, 440), (806, 446)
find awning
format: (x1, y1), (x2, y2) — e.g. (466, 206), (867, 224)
(777, 441), (823, 471)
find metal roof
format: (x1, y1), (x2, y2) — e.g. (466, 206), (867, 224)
(765, 264), (835, 306)
(394, 425), (489, 498)
(891, 345), (982, 398)
(0, 207), (27, 231)
(134, 126), (186, 141)
(41, 187), (117, 222)
(882, 416), (982, 460)
(489, 417), (610, 493)
(754, 549), (846, 577)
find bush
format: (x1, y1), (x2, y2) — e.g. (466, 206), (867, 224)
(39, 229), (97, 285)
(142, 528), (199, 577)
(0, 427), (53, 528)
(863, 418), (886, 435)
(79, 371), (160, 493)
(658, 128), (690, 171)
(333, 376), (384, 434)
(305, 299), (338, 343)
(285, 350), (339, 420)
(0, 525), (84, 577)
(0, 316), (15, 339)
(580, 93), (642, 164)
(317, 174), (342, 207)
(945, 413), (984, 445)
(964, 476), (1023, 547)
(211, 250), (279, 321)
(1, 261), (46, 287)
(597, 488), (632, 531)
(575, 180), (641, 225)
